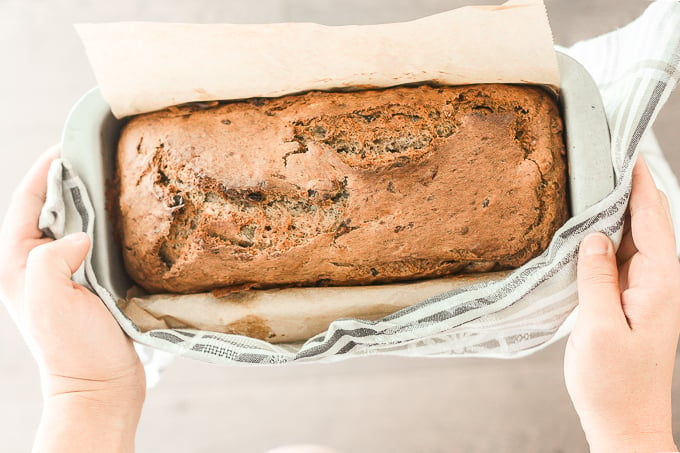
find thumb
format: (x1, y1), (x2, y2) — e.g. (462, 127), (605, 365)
(576, 232), (625, 326)
(25, 233), (91, 286)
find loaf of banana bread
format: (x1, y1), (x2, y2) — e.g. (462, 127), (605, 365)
(116, 84), (568, 294)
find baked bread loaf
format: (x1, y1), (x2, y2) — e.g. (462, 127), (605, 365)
(117, 84), (568, 294)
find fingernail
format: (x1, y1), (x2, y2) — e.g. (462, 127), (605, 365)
(581, 233), (611, 256)
(63, 232), (88, 243)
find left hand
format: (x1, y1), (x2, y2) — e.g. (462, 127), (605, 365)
(0, 147), (145, 403)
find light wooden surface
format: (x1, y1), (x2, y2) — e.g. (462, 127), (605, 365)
(1, 1), (679, 452)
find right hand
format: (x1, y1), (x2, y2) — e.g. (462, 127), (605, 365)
(564, 155), (680, 452)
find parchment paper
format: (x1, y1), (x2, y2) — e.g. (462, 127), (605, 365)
(80, 0), (559, 343)
(121, 273), (508, 344)
(76, 0), (559, 119)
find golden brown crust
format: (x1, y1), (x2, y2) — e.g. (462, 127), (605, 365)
(117, 84), (568, 294)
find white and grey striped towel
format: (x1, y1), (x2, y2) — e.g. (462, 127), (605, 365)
(39, 0), (680, 369)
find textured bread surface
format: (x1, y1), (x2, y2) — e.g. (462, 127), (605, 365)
(117, 84), (568, 294)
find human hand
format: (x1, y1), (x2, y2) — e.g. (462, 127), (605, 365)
(564, 155), (680, 453)
(0, 148), (145, 451)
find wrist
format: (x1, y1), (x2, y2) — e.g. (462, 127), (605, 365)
(44, 389), (145, 430)
(41, 365), (146, 407)
(35, 389), (145, 453)
(576, 394), (676, 453)
(586, 429), (677, 453)
(44, 382), (146, 419)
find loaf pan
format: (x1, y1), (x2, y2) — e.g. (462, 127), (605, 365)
(61, 49), (614, 305)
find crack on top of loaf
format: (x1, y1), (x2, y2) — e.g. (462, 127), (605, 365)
(134, 142), (165, 186)
(175, 174), (352, 258)
(333, 218), (359, 240)
(510, 96), (553, 240)
(289, 104), (458, 170)
(156, 196), (198, 270)
(157, 168), (170, 186)
(512, 104), (536, 160)
(282, 133), (309, 167)
(523, 156), (548, 237)
(471, 105), (494, 114)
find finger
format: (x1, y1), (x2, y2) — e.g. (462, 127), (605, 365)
(1, 146), (61, 244)
(576, 233), (627, 328)
(25, 233), (90, 292)
(629, 155), (676, 260)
